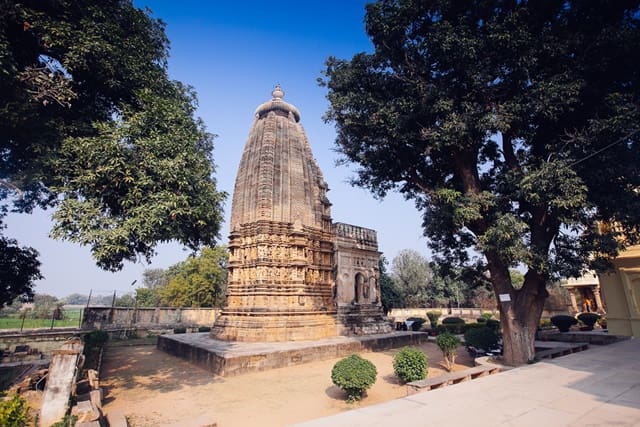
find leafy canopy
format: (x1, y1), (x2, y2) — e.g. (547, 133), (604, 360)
(322, 0), (640, 287)
(0, 0), (226, 276)
(322, 0), (640, 365)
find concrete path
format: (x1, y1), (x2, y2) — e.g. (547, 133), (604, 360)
(295, 338), (640, 427)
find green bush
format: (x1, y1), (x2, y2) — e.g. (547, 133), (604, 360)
(198, 326), (211, 332)
(539, 319), (553, 329)
(476, 317), (487, 323)
(436, 324), (464, 334)
(83, 330), (109, 370)
(464, 326), (499, 351)
(480, 312), (494, 321)
(426, 311), (441, 328)
(436, 332), (460, 372)
(393, 347), (428, 383)
(173, 327), (187, 334)
(331, 354), (378, 402)
(406, 317), (426, 331)
(437, 317), (466, 334)
(486, 319), (501, 333)
(550, 315), (578, 332)
(84, 330), (109, 347)
(0, 393), (31, 427)
(577, 312), (601, 330)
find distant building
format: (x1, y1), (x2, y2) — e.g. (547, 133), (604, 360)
(598, 245), (640, 337)
(561, 271), (605, 314)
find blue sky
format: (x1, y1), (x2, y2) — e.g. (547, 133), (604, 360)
(6, 1), (429, 298)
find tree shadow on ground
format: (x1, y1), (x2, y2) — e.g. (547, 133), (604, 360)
(100, 345), (223, 398)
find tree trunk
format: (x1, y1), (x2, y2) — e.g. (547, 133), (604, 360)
(487, 254), (549, 366)
(500, 295), (545, 365)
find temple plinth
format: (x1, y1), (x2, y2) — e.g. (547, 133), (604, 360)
(211, 86), (337, 341)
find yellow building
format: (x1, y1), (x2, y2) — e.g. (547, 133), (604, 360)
(597, 245), (640, 337)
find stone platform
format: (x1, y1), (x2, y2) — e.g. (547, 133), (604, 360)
(157, 331), (428, 376)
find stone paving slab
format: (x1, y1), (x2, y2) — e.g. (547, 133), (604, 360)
(295, 338), (640, 427)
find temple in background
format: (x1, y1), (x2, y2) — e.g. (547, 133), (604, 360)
(211, 86), (391, 342)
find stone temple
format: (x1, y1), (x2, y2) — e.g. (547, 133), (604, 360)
(210, 86), (392, 342)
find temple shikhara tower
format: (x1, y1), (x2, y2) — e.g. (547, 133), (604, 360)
(211, 86), (391, 342)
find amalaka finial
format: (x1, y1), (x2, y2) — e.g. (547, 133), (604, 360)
(272, 84), (284, 100)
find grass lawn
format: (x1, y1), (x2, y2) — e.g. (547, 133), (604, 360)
(0, 309), (83, 330)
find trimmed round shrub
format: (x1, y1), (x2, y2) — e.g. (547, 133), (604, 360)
(464, 326), (499, 352)
(406, 317), (426, 331)
(393, 347), (428, 383)
(577, 312), (601, 330)
(438, 317), (466, 334)
(480, 312), (494, 321)
(426, 311), (441, 328)
(476, 317), (487, 323)
(550, 315), (578, 332)
(331, 354), (378, 402)
(486, 319), (501, 333)
(198, 326), (212, 332)
(436, 332), (460, 372)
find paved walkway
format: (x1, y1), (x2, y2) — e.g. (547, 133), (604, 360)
(295, 338), (640, 427)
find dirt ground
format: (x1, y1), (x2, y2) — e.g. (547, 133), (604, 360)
(100, 341), (473, 427)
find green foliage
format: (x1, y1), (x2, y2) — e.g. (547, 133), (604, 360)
(0, 224), (42, 307)
(426, 310), (441, 328)
(436, 332), (461, 372)
(197, 326), (211, 333)
(577, 312), (601, 330)
(115, 293), (135, 307)
(0, 393), (31, 427)
(464, 327), (499, 351)
(438, 316), (467, 334)
(83, 329), (108, 370)
(1, 0), (226, 273)
(509, 270), (525, 290)
(157, 246), (228, 308)
(550, 315), (578, 332)
(134, 288), (159, 307)
(50, 414), (78, 427)
(379, 256), (404, 313)
(539, 319), (553, 329)
(406, 317), (426, 331)
(173, 327), (186, 334)
(32, 294), (63, 319)
(393, 347), (428, 383)
(322, 0), (640, 365)
(486, 319), (501, 334)
(480, 312), (494, 321)
(390, 250), (433, 307)
(477, 317), (487, 323)
(331, 354), (377, 402)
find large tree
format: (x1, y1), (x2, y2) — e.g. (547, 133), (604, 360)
(158, 246), (229, 308)
(390, 249), (434, 306)
(0, 0), (226, 301)
(322, 0), (640, 364)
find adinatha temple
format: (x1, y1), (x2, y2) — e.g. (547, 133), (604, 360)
(212, 85), (391, 341)
(159, 87), (423, 375)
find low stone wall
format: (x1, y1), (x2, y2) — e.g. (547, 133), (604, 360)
(388, 307), (567, 322)
(82, 307), (220, 330)
(0, 329), (81, 358)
